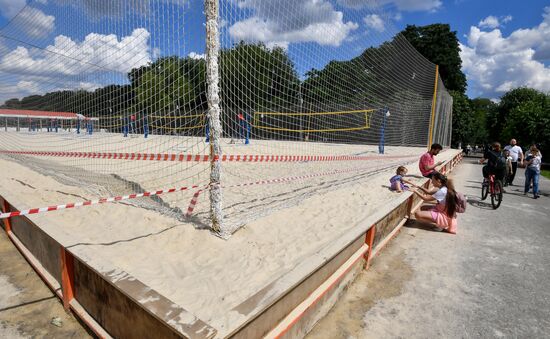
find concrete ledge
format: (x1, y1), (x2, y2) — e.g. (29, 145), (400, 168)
(1, 151), (463, 338)
(259, 151), (463, 338)
(1, 198), (216, 339)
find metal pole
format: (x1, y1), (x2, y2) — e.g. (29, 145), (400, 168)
(379, 109), (390, 154)
(205, 0), (225, 235)
(427, 65), (439, 149)
(298, 82), (304, 141)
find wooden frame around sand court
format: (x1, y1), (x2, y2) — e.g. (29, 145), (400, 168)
(0, 151), (463, 338)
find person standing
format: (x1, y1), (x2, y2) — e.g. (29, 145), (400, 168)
(524, 148), (542, 199)
(130, 114), (136, 134)
(504, 139), (523, 185)
(419, 143), (443, 178)
(525, 144), (542, 160)
(503, 149), (513, 187)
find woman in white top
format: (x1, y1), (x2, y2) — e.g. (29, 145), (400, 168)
(412, 172), (458, 234)
(524, 148), (542, 199)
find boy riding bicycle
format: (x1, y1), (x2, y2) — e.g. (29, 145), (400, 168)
(479, 142), (506, 185)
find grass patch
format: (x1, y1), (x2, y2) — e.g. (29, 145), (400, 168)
(542, 169), (550, 180)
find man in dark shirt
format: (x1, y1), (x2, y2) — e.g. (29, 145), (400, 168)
(479, 142), (506, 183)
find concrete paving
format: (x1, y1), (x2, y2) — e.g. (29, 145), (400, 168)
(0, 230), (91, 338)
(308, 160), (550, 338)
(2, 159), (549, 338)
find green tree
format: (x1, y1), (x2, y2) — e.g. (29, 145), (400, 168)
(401, 24), (467, 93)
(220, 42), (299, 112)
(470, 98), (495, 145)
(500, 89), (549, 154)
(1, 98), (22, 108)
(489, 87), (545, 142)
(450, 91), (475, 146)
(132, 56), (198, 114)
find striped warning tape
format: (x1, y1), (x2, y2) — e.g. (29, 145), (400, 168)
(0, 185), (201, 220)
(185, 155), (420, 215)
(1, 153), (421, 220)
(0, 150), (411, 163)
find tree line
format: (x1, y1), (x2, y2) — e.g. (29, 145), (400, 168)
(404, 24), (548, 157)
(1, 31), (447, 145)
(452, 88), (549, 156)
(3, 24), (478, 144)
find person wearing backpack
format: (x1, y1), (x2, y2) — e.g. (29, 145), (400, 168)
(412, 172), (460, 234)
(479, 142), (506, 186)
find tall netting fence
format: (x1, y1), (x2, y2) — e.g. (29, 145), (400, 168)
(0, 0), (452, 236)
(432, 76), (453, 147)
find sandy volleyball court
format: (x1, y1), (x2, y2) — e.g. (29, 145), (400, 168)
(0, 131), (458, 336)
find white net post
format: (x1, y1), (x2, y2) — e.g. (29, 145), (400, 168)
(205, 0), (225, 235)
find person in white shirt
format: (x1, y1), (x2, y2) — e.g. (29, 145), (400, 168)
(525, 144), (542, 160)
(503, 149), (513, 186)
(504, 139), (524, 185)
(412, 172), (459, 234)
(524, 148), (542, 199)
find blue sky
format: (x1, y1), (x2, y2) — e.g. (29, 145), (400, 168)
(0, 0), (549, 103)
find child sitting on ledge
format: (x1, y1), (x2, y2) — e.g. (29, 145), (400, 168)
(389, 166), (415, 193)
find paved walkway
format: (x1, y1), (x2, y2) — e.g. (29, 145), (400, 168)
(0, 230), (91, 338)
(308, 160), (550, 338)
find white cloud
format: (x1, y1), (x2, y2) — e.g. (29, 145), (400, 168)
(478, 15), (500, 29)
(16, 80), (41, 92)
(478, 15), (513, 29)
(229, 0), (358, 48)
(15, 7), (55, 38)
(0, 40), (8, 54)
(0, 78), (104, 104)
(338, 0), (442, 12)
(502, 15), (513, 24)
(364, 14), (385, 32)
(78, 81), (102, 91)
(0, 29), (153, 103)
(0, 28), (152, 77)
(0, 0), (26, 19)
(461, 7), (550, 97)
(0, 79), (43, 104)
(188, 52), (205, 60)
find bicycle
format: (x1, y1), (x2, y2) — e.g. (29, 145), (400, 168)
(481, 174), (503, 209)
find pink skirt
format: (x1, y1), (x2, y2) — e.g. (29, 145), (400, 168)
(430, 204), (457, 234)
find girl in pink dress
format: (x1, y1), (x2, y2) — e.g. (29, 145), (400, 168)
(412, 172), (458, 234)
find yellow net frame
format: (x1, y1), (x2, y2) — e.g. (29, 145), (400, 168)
(96, 114), (206, 132)
(252, 109), (374, 133)
(149, 113), (206, 131)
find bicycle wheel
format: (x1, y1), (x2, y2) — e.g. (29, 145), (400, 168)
(481, 181), (489, 200)
(491, 180), (503, 209)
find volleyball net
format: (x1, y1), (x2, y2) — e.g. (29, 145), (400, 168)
(0, 0), (452, 236)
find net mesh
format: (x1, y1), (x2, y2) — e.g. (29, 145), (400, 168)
(0, 0), (452, 235)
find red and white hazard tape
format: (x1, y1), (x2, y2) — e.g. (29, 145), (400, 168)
(0, 150), (411, 163)
(1, 153), (420, 219)
(0, 185), (200, 220)
(185, 155), (419, 215)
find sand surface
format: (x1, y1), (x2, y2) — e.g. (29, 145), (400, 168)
(0, 131), (458, 336)
(307, 161), (550, 339)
